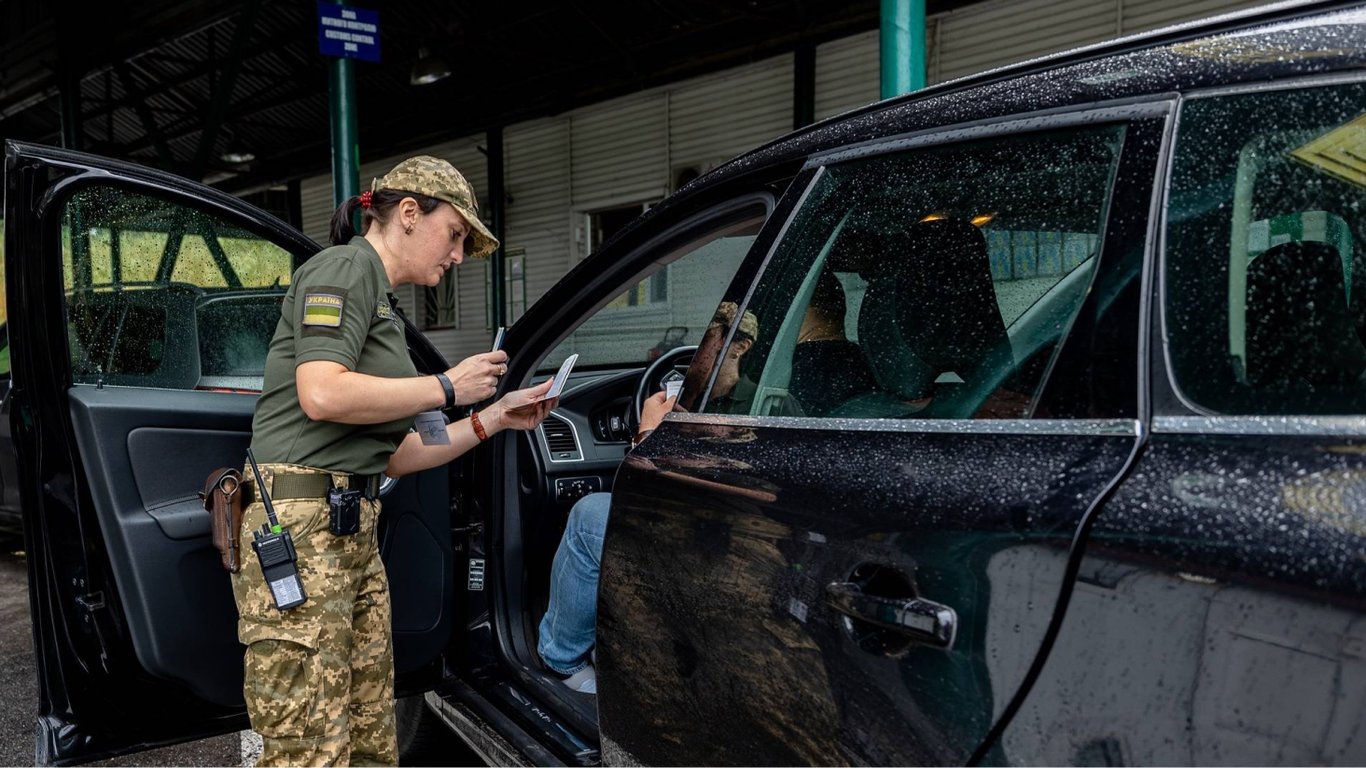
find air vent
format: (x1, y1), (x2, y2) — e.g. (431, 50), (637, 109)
(542, 414), (582, 462)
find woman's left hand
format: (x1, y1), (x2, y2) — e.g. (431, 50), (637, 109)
(483, 378), (558, 433)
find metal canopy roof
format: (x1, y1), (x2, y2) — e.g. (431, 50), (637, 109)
(0, 0), (950, 195)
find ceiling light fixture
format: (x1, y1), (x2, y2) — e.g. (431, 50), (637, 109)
(411, 47), (451, 86)
(221, 148), (256, 164)
(220, 130), (255, 165)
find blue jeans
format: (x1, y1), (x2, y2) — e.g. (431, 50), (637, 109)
(537, 492), (611, 675)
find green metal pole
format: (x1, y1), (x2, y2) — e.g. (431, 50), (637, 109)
(880, 0), (926, 100)
(328, 36), (360, 210)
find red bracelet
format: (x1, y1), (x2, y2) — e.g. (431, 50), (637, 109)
(470, 411), (488, 442)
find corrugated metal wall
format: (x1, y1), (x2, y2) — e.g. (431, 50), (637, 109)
(934, 0), (1265, 82)
(669, 55), (793, 172)
(505, 116), (572, 312)
(815, 30), (879, 121)
(297, 0), (1272, 363)
(570, 95), (669, 218)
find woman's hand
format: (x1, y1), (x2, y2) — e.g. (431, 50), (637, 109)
(445, 351), (509, 405)
(482, 378), (558, 433)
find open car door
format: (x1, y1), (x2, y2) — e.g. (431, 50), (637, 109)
(4, 142), (460, 765)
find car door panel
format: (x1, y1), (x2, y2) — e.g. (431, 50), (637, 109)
(601, 422), (1137, 764)
(67, 387), (253, 705)
(5, 141), (458, 763)
(997, 79), (1366, 765)
(1000, 431), (1366, 765)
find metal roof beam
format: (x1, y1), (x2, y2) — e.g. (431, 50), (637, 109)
(114, 64), (179, 172)
(189, 0), (261, 179)
(77, 20), (306, 126)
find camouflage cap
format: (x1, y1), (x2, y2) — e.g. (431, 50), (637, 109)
(710, 301), (759, 339)
(373, 155), (500, 259)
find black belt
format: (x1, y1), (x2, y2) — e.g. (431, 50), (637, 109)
(243, 472), (380, 504)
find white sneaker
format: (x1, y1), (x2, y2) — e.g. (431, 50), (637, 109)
(561, 665), (596, 694)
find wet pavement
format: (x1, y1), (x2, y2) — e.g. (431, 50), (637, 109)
(0, 547), (240, 767)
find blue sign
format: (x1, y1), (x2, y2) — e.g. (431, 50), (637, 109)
(317, 2), (380, 63)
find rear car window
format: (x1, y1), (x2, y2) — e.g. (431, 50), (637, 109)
(1165, 82), (1366, 414)
(60, 186), (294, 391)
(712, 123), (1125, 419)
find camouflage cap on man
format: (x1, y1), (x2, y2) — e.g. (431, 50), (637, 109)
(710, 301), (759, 340)
(373, 155), (500, 259)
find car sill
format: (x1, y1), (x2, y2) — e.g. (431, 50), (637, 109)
(424, 685), (560, 768)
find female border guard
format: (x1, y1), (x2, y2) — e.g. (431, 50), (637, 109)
(234, 156), (556, 765)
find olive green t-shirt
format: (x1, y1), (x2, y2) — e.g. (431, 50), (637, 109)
(250, 236), (418, 475)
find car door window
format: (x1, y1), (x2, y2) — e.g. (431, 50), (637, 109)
(1165, 82), (1366, 414)
(541, 210), (765, 370)
(708, 124), (1125, 418)
(60, 186), (295, 391)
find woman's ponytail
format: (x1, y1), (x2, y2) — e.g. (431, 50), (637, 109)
(329, 196), (365, 245)
(328, 188), (440, 245)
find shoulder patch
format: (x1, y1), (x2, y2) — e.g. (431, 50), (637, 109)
(302, 287), (348, 328)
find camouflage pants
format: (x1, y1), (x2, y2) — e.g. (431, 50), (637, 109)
(231, 463), (397, 767)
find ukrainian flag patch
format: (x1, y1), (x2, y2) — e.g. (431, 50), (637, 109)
(302, 289), (347, 327)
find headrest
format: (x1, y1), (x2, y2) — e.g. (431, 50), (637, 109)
(1246, 240), (1366, 391)
(857, 218), (1007, 400)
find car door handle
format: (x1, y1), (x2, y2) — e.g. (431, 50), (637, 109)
(825, 581), (958, 649)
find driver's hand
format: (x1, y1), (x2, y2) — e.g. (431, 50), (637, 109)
(640, 391), (677, 433)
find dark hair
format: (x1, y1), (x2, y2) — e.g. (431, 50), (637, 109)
(329, 188), (444, 245)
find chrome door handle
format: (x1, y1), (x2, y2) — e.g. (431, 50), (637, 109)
(825, 581), (958, 649)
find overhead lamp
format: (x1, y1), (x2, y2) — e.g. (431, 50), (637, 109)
(919, 211), (947, 223)
(969, 212), (996, 227)
(411, 47), (451, 86)
(221, 147), (256, 165)
(220, 132), (255, 165)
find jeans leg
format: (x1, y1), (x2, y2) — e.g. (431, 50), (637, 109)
(538, 493), (611, 674)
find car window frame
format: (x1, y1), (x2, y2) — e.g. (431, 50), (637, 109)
(1153, 70), (1366, 435)
(533, 192), (777, 375)
(685, 98), (1174, 435)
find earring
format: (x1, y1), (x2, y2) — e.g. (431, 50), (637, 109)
(405, 224), (413, 235)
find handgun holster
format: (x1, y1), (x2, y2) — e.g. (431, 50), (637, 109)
(200, 467), (245, 573)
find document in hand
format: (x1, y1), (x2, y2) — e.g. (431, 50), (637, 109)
(536, 354), (578, 402)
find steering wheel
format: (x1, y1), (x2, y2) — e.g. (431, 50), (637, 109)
(632, 345), (697, 432)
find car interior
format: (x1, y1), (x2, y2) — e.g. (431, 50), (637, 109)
(475, 206), (774, 736)
(1164, 83), (1366, 415)
(739, 124), (1125, 423)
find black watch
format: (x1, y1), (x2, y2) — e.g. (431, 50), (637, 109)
(435, 372), (455, 409)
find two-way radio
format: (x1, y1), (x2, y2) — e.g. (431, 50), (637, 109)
(246, 449), (307, 610)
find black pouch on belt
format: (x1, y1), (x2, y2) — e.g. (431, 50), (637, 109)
(327, 487), (362, 536)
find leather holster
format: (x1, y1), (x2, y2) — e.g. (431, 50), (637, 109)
(199, 467), (244, 573)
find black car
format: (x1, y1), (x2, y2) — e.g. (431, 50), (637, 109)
(6, 1), (1366, 765)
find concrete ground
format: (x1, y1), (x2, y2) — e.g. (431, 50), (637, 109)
(0, 546), (241, 767)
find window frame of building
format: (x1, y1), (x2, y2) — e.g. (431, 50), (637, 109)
(423, 263), (459, 331)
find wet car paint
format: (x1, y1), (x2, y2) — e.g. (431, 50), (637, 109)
(599, 421), (1137, 764)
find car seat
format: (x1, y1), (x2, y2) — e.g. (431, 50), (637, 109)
(1245, 240), (1366, 410)
(831, 218), (1010, 418)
